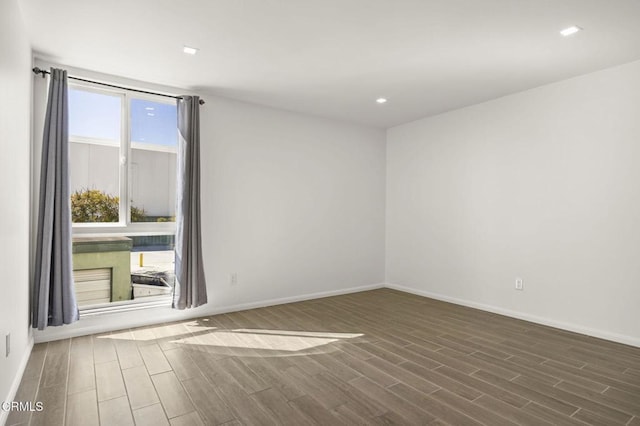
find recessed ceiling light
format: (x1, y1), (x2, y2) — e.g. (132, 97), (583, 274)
(376, 98), (388, 104)
(145, 107), (155, 111)
(147, 113), (155, 116)
(183, 46), (199, 55)
(560, 26), (582, 37)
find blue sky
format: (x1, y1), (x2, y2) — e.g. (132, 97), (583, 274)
(130, 98), (177, 147)
(68, 88), (177, 147)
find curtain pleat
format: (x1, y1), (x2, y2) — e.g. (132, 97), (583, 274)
(173, 95), (207, 309)
(32, 68), (78, 330)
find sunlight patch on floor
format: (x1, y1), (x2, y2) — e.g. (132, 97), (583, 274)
(232, 329), (363, 339)
(177, 330), (344, 352)
(98, 322), (210, 341)
(98, 324), (362, 352)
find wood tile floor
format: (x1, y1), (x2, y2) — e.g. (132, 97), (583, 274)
(7, 288), (640, 425)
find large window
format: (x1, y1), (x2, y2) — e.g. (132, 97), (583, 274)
(68, 85), (178, 231)
(68, 84), (178, 311)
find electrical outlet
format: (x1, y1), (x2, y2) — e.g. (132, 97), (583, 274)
(230, 273), (238, 286)
(515, 278), (523, 291)
(5, 333), (10, 357)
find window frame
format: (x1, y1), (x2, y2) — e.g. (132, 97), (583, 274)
(69, 81), (177, 237)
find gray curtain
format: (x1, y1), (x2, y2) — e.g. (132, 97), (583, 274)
(173, 95), (207, 309)
(32, 68), (78, 330)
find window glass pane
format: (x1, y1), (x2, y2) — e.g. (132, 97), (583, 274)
(130, 99), (177, 222)
(129, 235), (176, 298)
(69, 88), (121, 141)
(69, 88), (121, 223)
(131, 98), (178, 147)
(71, 235), (174, 309)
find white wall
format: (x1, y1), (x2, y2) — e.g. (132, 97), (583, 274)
(69, 142), (120, 200)
(69, 143), (176, 217)
(33, 63), (386, 341)
(0, 0), (33, 420)
(203, 96), (386, 305)
(130, 148), (176, 217)
(387, 60), (640, 346)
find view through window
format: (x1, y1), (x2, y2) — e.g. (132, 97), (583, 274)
(69, 85), (177, 310)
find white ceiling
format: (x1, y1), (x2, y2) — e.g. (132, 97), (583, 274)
(19, 0), (640, 128)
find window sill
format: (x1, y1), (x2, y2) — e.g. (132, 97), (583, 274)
(72, 222), (176, 237)
(79, 295), (172, 317)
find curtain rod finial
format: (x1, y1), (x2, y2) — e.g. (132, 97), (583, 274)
(32, 67), (47, 78)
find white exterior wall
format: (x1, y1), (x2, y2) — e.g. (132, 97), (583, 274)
(130, 148), (176, 217)
(70, 143), (176, 217)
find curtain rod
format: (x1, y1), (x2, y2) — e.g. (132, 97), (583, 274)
(32, 67), (205, 105)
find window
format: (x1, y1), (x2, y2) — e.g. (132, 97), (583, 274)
(130, 99), (178, 223)
(69, 88), (122, 223)
(68, 84), (177, 232)
(68, 83), (178, 311)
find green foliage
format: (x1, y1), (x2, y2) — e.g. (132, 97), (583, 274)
(71, 189), (147, 223)
(71, 189), (118, 222)
(156, 216), (175, 223)
(131, 205), (147, 223)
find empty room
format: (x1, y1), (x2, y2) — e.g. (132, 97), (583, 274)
(2, 0), (640, 425)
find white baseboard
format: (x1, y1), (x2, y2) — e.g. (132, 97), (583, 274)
(0, 335), (34, 426)
(34, 283), (385, 343)
(385, 283), (640, 348)
(206, 282), (385, 316)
